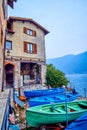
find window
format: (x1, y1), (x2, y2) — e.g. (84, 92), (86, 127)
(27, 29), (33, 36)
(5, 40), (12, 50)
(2, 0), (5, 18)
(27, 43), (33, 53)
(24, 41), (37, 54)
(7, 22), (13, 32)
(24, 75), (30, 80)
(23, 27), (36, 36)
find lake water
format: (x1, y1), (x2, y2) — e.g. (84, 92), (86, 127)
(66, 74), (87, 97)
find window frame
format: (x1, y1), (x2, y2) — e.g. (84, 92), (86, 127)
(5, 40), (12, 50)
(2, 0), (5, 19)
(27, 29), (33, 36)
(23, 27), (36, 37)
(24, 41), (37, 54)
(27, 43), (33, 53)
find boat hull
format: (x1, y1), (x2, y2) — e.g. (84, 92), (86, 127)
(26, 100), (87, 127)
(65, 113), (87, 130)
(24, 87), (65, 98)
(28, 93), (78, 107)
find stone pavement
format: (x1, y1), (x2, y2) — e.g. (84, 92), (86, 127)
(0, 89), (10, 130)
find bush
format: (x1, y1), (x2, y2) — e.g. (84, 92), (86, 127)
(45, 64), (68, 88)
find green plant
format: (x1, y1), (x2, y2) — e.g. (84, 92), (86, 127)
(45, 64), (68, 88)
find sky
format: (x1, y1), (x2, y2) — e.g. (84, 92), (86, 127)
(8, 0), (87, 58)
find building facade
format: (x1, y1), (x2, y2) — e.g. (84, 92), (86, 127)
(5, 17), (49, 89)
(0, 0), (17, 91)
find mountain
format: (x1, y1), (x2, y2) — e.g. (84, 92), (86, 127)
(46, 51), (87, 74)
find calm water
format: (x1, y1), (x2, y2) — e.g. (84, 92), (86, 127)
(66, 74), (87, 97)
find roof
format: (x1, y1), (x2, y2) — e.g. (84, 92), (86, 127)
(8, 16), (49, 35)
(8, 0), (17, 8)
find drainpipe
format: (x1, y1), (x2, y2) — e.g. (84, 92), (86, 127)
(2, 48), (5, 91)
(1, 30), (6, 91)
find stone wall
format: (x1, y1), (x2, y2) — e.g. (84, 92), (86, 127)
(5, 18), (47, 89)
(6, 20), (46, 60)
(0, 0), (7, 91)
(20, 84), (47, 96)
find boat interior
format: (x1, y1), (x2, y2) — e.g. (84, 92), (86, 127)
(42, 101), (87, 113)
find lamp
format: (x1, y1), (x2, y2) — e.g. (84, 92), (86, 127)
(7, 50), (10, 56)
(15, 69), (18, 73)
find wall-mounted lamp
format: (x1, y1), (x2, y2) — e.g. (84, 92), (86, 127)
(7, 50), (10, 56)
(15, 69), (18, 73)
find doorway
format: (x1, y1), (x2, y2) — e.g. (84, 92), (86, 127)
(5, 64), (14, 88)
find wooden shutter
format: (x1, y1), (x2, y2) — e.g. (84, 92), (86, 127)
(33, 43), (37, 54)
(11, 23), (13, 32)
(1, 29), (3, 45)
(23, 27), (27, 34)
(33, 31), (36, 36)
(24, 41), (27, 52)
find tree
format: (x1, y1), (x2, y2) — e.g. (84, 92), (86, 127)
(45, 64), (68, 88)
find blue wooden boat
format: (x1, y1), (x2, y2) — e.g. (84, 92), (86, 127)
(14, 93), (24, 108)
(8, 124), (20, 130)
(24, 87), (65, 98)
(28, 92), (78, 107)
(65, 112), (87, 130)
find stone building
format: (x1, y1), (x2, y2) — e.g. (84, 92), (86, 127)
(0, 0), (17, 91)
(5, 16), (49, 89)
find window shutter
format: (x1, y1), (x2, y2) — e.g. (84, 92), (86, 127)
(33, 44), (37, 54)
(24, 41), (27, 52)
(33, 31), (36, 36)
(23, 27), (27, 34)
(11, 23), (13, 32)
